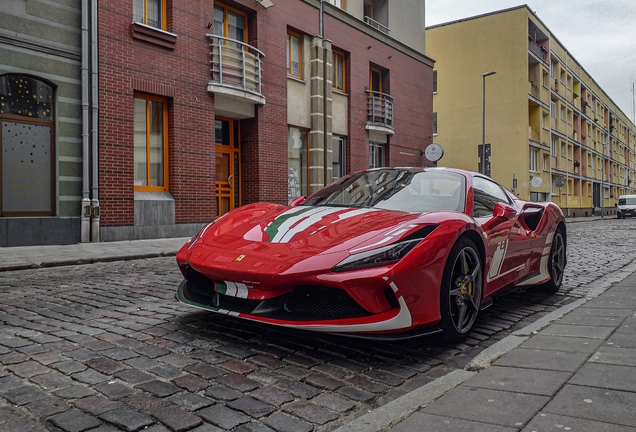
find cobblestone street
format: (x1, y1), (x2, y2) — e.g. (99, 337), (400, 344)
(0, 218), (634, 432)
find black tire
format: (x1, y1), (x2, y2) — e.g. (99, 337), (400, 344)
(536, 227), (566, 293)
(440, 237), (483, 343)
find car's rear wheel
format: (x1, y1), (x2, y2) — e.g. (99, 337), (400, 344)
(440, 238), (482, 343)
(537, 227), (566, 293)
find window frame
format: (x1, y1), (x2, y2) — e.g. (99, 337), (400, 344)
(433, 70), (437, 93)
(370, 67), (383, 93)
(369, 142), (385, 168)
(327, 0), (345, 9)
(288, 126), (310, 201)
(529, 148), (538, 172)
(134, 0), (167, 30)
(332, 135), (347, 181)
(287, 30), (303, 79)
(133, 93), (169, 192)
(433, 112), (438, 136)
(332, 49), (346, 92)
(213, 2), (249, 46)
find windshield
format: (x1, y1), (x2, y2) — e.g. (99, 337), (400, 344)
(303, 169), (466, 213)
(619, 197), (636, 205)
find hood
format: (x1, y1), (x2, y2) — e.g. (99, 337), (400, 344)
(201, 203), (424, 257)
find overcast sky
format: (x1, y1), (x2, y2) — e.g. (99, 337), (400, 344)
(426, 0), (636, 123)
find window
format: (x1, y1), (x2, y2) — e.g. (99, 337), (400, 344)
(363, 3), (371, 17)
(550, 61), (556, 78)
(433, 112), (437, 135)
(0, 74), (55, 216)
(567, 109), (572, 124)
(543, 154), (549, 171)
(560, 106), (565, 121)
(369, 142), (385, 168)
(133, 0), (166, 29)
(287, 30), (302, 78)
(332, 49), (345, 91)
(542, 71), (548, 87)
(561, 142), (566, 157)
(433, 71), (437, 93)
(327, 0), (345, 9)
(332, 136), (346, 181)
(213, 3), (247, 47)
(551, 136), (557, 156)
(551, 101), (556, 118)
(530, 148), (538, 172)
(370, 67), (383, 93)
(542, 112), (548, 129)
(288, 127), (308, 202)
(473, 176), (511, 217)
(134, 94), (168, 191)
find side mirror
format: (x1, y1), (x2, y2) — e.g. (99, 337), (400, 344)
(289, 196), (306, 207)
(493, 202), (516, 219)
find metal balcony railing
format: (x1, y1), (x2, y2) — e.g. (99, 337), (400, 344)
(364, 16), (389, 34)
(528, 41), (547, 62)
(208, 34), (264, 97)
(366, 90), (394, 129)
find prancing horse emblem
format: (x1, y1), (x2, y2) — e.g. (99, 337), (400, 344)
(235, 255), (246, 262)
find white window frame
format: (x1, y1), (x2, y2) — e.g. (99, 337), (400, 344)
(529, 148), (538, 172)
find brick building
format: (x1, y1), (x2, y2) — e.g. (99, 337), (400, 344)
(99, 0), (435, 241)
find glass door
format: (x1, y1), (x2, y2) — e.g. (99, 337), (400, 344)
(215, 118), (240, 218)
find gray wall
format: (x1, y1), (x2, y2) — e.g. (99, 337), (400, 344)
(0, 0), (83, 245)
(0, 0), (83, 218)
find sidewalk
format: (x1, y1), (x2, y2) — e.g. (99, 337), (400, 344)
(336, 274), (636, 432)
(0, 237), (190, 272)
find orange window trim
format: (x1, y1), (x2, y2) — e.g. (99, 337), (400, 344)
(288, 30), (303, 78)
(134, 93), (169, 192)
(332, 49), (346, 92)
(216, 2), (249, 47)
(142, 0), (167, 30)
(370, 67), (382, 93)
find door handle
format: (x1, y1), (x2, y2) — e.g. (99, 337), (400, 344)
(227, 175), (234, 187)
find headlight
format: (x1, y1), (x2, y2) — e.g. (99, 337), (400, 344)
(332, 238), (423, 272)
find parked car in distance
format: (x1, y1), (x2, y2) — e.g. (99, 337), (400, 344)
(617, 195), (636, 219)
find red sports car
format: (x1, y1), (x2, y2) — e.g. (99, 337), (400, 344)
(176, 168), (566, 342)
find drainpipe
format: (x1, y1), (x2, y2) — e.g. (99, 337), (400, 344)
(90, 0), (100, 242)
(80, 0), (91, 242)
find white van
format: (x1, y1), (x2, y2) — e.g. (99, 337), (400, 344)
(617, 195), (636, 219)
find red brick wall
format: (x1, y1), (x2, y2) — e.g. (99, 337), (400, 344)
(99, 0), (433, 226)
(99, 0), (216, 226)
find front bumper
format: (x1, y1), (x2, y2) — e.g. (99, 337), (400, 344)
(176, 278), (417, 334)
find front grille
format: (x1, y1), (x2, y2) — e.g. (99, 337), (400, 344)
(284, 286), (370, 320)
(183, 268), (371, 321)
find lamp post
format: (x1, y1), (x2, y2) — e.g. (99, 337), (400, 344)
(481, 71), (496, 174)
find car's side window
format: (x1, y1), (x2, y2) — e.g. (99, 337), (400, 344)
(473, 177), (511, 217)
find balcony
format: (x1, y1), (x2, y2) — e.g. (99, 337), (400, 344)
(364, 16), (389, 34)
(207, 35), (265, 107)
(528, 40), (547, 62)
(529, 81), (540, 99)
(365, 90), (394, 134)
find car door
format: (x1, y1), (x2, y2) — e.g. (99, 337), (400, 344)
(472, 177), (532, 296)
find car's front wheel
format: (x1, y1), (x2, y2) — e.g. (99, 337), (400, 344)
(538, 227), (566, 293)
(439, 238), (483, 343)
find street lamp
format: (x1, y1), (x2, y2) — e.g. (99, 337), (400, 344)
(481, 71), (496, 175)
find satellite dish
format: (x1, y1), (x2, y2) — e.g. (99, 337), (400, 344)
(531, 176), (543, 187)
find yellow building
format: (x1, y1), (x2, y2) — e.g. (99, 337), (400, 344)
(426, 5), (636, 217)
